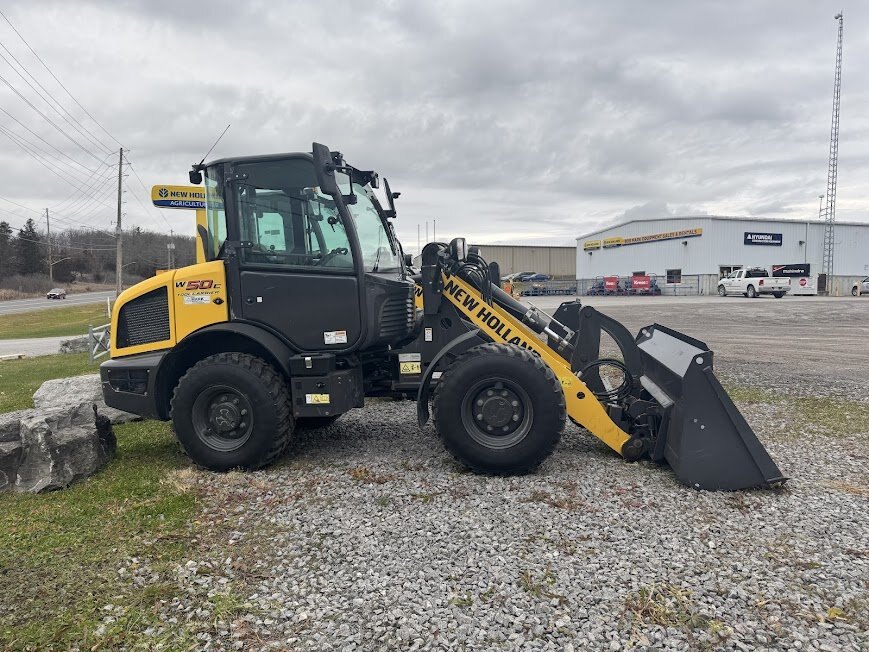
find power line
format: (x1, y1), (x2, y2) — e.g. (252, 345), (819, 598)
(124, 154), (172, 229)
(0, 45), (113, 155)
(0, 123), (98, 190)
(0, 8), (123, 149)
(0, 70), (107, 164)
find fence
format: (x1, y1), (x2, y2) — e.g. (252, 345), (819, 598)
(577, 275), (703, 297)
(510, 280), (576, 297)
(88, 323), (111, 363)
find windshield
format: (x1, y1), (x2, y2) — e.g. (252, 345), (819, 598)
(336, 171), (401, 273)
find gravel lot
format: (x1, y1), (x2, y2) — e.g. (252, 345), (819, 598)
(126, 297), (868, 650)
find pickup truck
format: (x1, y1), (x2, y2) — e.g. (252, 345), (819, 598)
(718, 268), (790, 298)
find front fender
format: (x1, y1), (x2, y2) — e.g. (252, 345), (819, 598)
(416, 329), (483, 427)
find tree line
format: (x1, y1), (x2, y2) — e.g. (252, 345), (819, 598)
(0, 218), (195, 285)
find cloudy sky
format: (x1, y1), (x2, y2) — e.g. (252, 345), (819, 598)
(0, 0), (866, 251)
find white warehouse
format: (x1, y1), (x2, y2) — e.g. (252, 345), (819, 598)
(576, 216), (869, 296)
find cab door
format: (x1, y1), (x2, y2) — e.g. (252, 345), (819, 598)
(231, 158), (362, 352)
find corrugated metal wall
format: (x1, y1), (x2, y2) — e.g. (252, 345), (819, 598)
(576, 217), (869, 281)
(472, 245), (576, 278)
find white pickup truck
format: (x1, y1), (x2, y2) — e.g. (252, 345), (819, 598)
(717, 268), (790, 298)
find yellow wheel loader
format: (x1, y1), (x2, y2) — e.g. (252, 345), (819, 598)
(100, 143), (785, 490)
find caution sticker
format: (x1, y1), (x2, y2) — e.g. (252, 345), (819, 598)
(323, 330), (348, 345)
(400, 362), (421, 374)
(305, 393), (330, 404)
(424, 327), (433, 342)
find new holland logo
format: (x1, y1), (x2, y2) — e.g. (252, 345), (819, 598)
(158, 188), (169, 198)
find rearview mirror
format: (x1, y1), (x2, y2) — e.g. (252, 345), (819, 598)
(312, 142), (339, 197)
(382, 178), (397, 218)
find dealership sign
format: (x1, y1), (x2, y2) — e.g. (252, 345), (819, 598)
(772, 263), (810, 277)
(590, 228), (703, 250)
(744, 232), (782, 246)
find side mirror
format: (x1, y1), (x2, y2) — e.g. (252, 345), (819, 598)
(189, 169), (203, 184)
(449, 237), (467, 262)
(382, 178), (397, 218)
(404, 253), (413, 267)
(312, 142), (339, 197)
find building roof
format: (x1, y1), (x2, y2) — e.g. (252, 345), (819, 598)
(575, 214), (869, 242)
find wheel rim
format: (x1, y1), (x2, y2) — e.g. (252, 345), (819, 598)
(191, 384), (254, 452)
(460, 377), (533, 449)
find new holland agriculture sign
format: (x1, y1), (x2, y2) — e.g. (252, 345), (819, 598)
(584, 228), (702, 251)
(151, 185), (206, 210)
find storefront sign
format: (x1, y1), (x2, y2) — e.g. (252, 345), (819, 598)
(622, 228), (702, 246)
(772, 263), (810, 277)
(592, 228), (703, 250)
(604, 276), (619, 291)
(744, 232), (782, 246)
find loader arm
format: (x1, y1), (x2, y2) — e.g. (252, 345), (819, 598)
(437, 272), (633, 456)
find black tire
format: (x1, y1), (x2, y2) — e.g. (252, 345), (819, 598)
(746, 285), (757, 298)
(432, 342), (566, 474)
(170, 352), (293, 471)
(295, 415), (341, 429)
(773, 292), (784, 299)
(717, 285), (727, 297)
(853, 287), (859, 297)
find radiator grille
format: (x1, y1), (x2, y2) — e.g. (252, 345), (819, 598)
(116, 287), (170, 348)
(379, 287), (415, 340)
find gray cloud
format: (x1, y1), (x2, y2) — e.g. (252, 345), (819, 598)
(0, 0), (866, 251)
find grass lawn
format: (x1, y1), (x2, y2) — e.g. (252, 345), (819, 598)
(0, 353), (96, 413)
(0, 303), (110, 340)
(0, 354), (199, 650)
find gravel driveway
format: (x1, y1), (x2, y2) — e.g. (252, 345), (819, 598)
(116, 298), (868, 651)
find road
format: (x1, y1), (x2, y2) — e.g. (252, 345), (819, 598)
(0, 290), (114, 316)
(0, 336), (69, 358)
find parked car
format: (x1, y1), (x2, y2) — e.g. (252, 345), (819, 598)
(853, 277), (869, 296)
(501, 271), (536, 282)
(46, 288), (67, 299)
(717, 268), (790, 298)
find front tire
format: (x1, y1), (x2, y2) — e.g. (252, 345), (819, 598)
(773, 292), (784, 298)
(718, 285), (727, 297)
(170, 352), (293, 471)
(853, 287), (859, 297)
(746, 285), (757, 298)
(433, 343), (566, 474)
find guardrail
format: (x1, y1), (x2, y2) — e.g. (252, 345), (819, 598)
(510, 280), (576, 297)
(88, 323), (111, 363)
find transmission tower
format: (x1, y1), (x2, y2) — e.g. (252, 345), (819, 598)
(821, 12), (843, 288)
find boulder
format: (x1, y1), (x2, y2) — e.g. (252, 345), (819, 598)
(33, 374), (138, 425)
(0, 404), (116, 493)
(59, 335), (90, 354)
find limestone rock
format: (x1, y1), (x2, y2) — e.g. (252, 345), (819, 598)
(33, 373), (137, 424)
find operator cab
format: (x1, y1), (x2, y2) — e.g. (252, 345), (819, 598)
(194, 144), (415, 354)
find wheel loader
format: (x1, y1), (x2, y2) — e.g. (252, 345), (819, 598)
(100, 143), (785, 490)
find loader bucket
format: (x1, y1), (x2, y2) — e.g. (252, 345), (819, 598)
(635, 324), (787, 490)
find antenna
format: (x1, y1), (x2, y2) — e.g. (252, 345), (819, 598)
(189, 124), (231, 183)
(820, 13), (843, 291)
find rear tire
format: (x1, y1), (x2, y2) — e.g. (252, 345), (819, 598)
(170, 352), (293, 471)
(433, 343), (565, 474)
(746, 285), (757, 298)
(295, 415), (341, 429)
(717, 285), (727, 297)
(773, 292), (784, 299)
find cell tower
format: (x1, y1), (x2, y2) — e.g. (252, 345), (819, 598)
(820, 12), (843, 287)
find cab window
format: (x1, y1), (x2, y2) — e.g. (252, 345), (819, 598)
(233, 158), (354, 270)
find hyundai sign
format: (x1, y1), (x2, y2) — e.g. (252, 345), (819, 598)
(744, 232), (782, 246)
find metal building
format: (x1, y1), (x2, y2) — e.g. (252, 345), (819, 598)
(576, 216), (869, 296)
(472, 245), (576, 279)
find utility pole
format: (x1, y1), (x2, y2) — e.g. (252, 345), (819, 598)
(433, 219), (436, 243)
(167, 229), (176, 269)
(115, 147), (123, 296)
(45, 208), (52, 282)
(417, 224), (420, 255)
